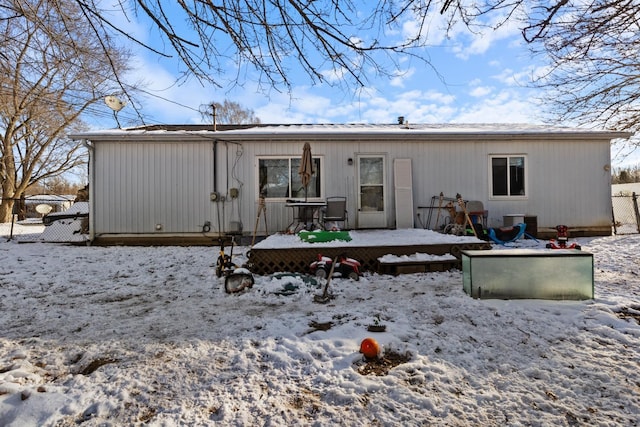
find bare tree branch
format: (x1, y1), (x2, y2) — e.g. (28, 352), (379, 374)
(200, 99), (262, 124)
(530, 0), (640, 137)
(0, 0), (134, 221)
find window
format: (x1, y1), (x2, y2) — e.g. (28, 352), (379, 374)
(490, 155), (526, 197)
(258, 157), (322, 199)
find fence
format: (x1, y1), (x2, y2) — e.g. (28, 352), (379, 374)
(0, 198), (89, 243)
(612, 192), (640, 235)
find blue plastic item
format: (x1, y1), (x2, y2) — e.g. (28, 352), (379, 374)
(487, 223), (527, 245)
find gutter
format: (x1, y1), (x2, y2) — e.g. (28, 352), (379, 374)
(68, 128), (634, 143)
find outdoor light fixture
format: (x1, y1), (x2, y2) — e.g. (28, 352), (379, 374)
(348, 158), (353, 165)
(155, 223), (163, 231)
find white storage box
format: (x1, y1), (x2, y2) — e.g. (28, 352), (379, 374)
(503, 214), (525, 226)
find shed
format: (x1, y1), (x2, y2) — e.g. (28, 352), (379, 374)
(70, 123), (631, 244)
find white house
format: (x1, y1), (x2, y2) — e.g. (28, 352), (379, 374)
(70, 123), (631, 244)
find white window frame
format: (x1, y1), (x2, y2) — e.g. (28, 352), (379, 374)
(489, 154), (528, 200)
(256, 155), (323, 201)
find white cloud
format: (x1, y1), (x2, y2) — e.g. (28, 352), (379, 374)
(469, 86), (493, 97)
(390, 68), (416, 88)
(452, 90), (543, 123)
(117, 49), (542, 128)
(401, 11), (450, 46)
(321, 66), (347, 84)
(93, 3), (544, 129)
(125, 59), (212, 125)
(419, 90), (456, 105)
(490, 63), (552, 94)
(451, 13), (523, 59)
(124, 59), (543, 127)
(253, 86), (364, 123)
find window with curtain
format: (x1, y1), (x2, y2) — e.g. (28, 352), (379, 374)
(258, 157), (322, 199)
(490, 155), (526, 197)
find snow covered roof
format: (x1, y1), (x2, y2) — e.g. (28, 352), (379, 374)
(69, 123), (633, 142)
(23, 194), (75, 205)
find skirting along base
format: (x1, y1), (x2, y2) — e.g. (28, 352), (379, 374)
(246, 242), (490, 275)
(378, 259), (460, 275)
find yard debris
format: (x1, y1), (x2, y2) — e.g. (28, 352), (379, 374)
(356, 350), (411, 376)
(78, 357), (119, 376)
(310, 253), (361, 281)
(313, 256), (338, 303)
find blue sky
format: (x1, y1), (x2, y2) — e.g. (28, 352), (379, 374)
(93, 3), (637, 167)
(99, 4), (539, 126)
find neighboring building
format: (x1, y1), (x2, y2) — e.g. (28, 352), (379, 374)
(70, 123), (631, 244)
(24, 195), (75, 219)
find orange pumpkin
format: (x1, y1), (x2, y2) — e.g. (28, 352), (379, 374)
(359, 337), (380, 360)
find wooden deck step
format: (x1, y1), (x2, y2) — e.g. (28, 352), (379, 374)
(377, 257), (459, 275)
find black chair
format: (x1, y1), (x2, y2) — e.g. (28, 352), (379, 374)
(322, 196), (349, 230)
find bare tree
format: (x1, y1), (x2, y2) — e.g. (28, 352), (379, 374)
(58, 1), (639, 134)
(449, 1), (640, 136)
(65, 2), (598, 106)
(0, 0), (133, 222)
(70, 0), (461, 92)
(200, 100), (262, 124)
(26, 176), (84, 196)
(527, 1), (640, 134)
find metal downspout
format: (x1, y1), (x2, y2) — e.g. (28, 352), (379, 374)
(83, 140), (95, 243)
(213, 139), (218, 193)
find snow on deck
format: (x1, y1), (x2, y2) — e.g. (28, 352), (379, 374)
(253, 228), (483, 249)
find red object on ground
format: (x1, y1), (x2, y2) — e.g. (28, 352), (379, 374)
(359, 338), (380, 360)
(546, 225), (581, 250)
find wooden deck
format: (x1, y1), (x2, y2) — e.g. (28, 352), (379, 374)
(246, 239), (491, 275)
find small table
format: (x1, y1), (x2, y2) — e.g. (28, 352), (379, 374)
(286, 201), (327, 233)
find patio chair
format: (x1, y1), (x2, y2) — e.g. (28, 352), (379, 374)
(466, 200), (488, 228)
(322, 196), (349, 230)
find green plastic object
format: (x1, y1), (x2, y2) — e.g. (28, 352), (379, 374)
(298, 230), (352, 243)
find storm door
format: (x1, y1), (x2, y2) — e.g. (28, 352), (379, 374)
(356, 155), (386, 228)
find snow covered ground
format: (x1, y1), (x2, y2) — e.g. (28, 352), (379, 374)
(0, 224), (639, 426)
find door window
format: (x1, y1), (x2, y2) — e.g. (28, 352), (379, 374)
(359, 157), (384, 211)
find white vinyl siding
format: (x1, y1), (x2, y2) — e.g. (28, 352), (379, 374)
(93, 141), (214, 233)
(82, 125), (623, 238)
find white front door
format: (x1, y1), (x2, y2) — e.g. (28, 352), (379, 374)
(356, 155), (387, 228)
